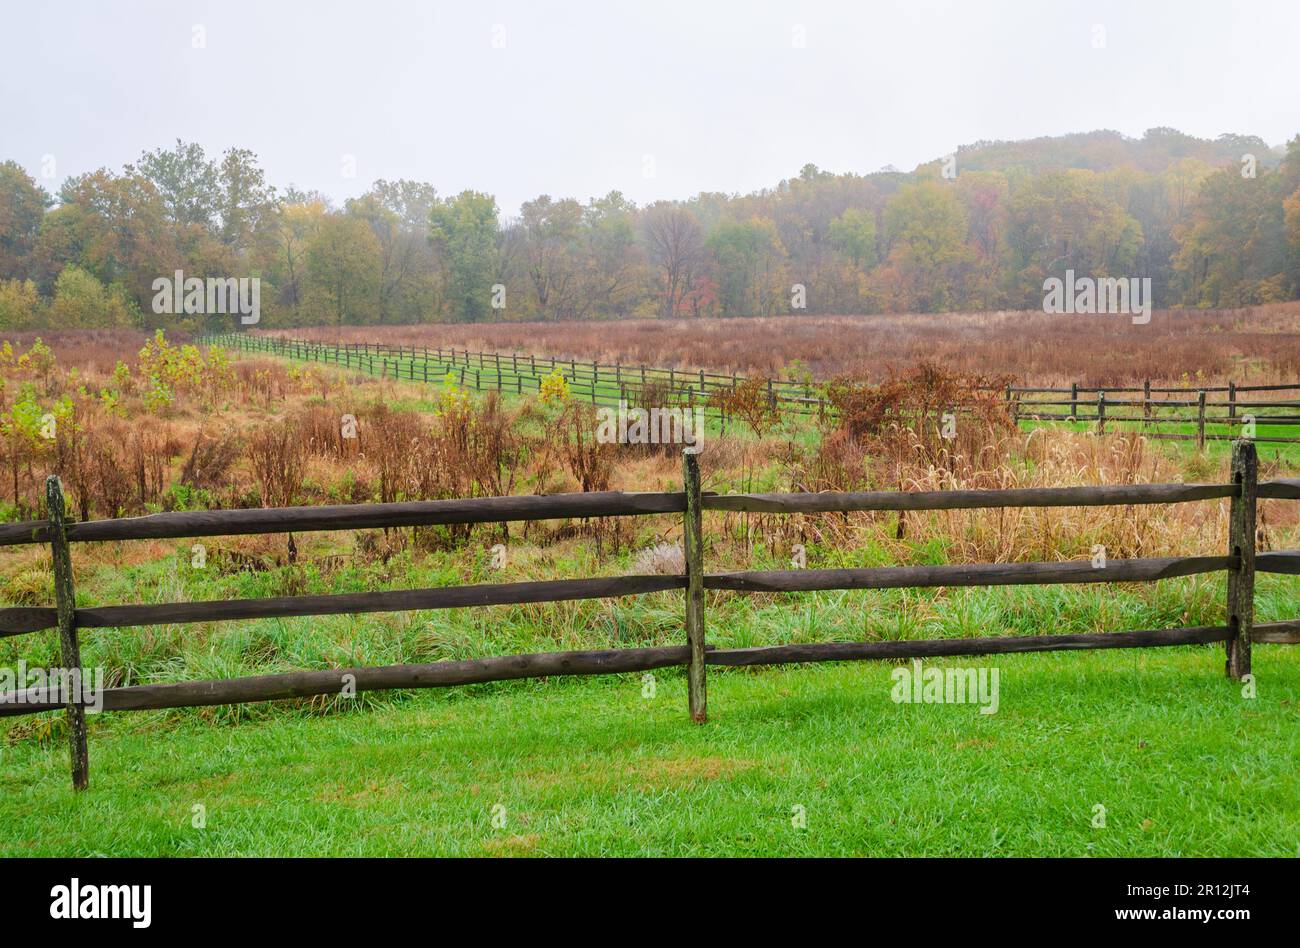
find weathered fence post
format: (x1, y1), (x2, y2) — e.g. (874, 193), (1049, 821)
(1228, 381), (1237, 420)
(682, 451), (706, 723)
(1197, 390), (1207, 450)
(1070, 382), (1078, 420)
(46, 476), (89, 790)
(1096, 392), (1106, 435)
(1225, 440), (1257, 680)
(1143, 379), (1151, 425)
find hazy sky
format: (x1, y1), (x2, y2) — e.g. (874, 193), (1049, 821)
(4, 0), (1298, 216)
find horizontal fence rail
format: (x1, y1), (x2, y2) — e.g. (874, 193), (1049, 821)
(702, 482), (1239, 513)
(8, 555), (1273, 636)
(0, 575), (689, 637)
(0, 645), (697, 716)
(705, 622), (1297, 667)
(4, 620), (1298, 718)
(1259, 479), (1300, 499)
(10, 480), (1298, 549)
(0, 490), (683, 548)
(2, 440), (1296, 789)
(704, 556), (1236, 593)
(1259, 551), (1300, 574)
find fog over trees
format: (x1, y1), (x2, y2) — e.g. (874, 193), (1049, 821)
(2, 127), (1298, 330)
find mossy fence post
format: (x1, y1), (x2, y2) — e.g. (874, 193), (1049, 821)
(46, 476), (89, 790)
(1226, 439), (1257, 680)
(682, 451), (706, 722)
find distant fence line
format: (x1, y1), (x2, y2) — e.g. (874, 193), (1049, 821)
(203, 332), (824, 428)
(202, 333), (1300, 445)
(2, 442), (1297, 789)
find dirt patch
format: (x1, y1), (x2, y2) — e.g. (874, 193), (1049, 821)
(316, 778), (402, 804)
(525, 754), (762, 792)
(480, 833), (541, 855)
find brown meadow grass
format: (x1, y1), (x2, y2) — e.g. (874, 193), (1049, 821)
(269, 301), (1300, 388)
(2, 323), (1295, 609)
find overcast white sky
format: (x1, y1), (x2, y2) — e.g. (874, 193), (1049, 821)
(4, 0), (1298, 215)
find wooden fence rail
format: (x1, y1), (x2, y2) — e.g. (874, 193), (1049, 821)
(0, 490), (685, 547)
(1, 440), (1297, 788)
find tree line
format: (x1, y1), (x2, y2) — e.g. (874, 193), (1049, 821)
(1, 127), (1298, 330)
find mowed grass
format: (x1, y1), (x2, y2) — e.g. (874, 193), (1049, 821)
(1019, 417), (1300, 466)
(2, 646), (1296, 857)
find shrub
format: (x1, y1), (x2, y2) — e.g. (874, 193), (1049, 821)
(362, 403), (426, 504)
(710, 375), (781, 438)
(247, 420), (307, 507)
(179, 429), (243, 494)
(825, 362), (1016, 478)
(538, 368), (570, 404)
(556, 401), (613, 493)
(0, 279), (43, 331)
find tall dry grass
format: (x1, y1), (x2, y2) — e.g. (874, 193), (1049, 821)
(268, 300), (1300, 388)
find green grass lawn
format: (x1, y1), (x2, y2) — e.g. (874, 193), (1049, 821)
(3, 646), (1296, 857)
(1018, 417), (1300, 466)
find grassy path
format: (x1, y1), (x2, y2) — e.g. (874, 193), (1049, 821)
(3, 647), (1296, 857)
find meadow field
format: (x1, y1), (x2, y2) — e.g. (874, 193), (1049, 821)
(270, 303), (1300, 388)
(1, 313), (1297, 857)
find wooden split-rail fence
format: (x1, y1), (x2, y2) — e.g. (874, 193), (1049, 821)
(1, 441), (1297, 789)
(203, 332), (1300, 445)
